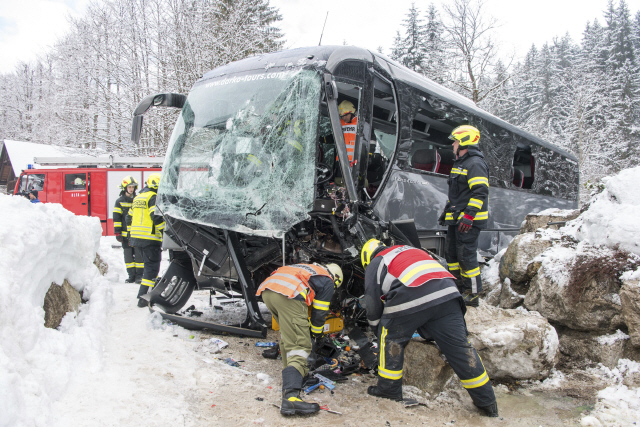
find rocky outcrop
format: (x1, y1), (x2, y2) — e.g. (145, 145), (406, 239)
(465, 304), (559, 381)
(43, 279), (82, 329)
(519, 209), (580, 234)
(620, 279), (640, 347)
(524, 265), (624, 332)
(403, 339), (454, 396)
(498, 278), (525, 309)
(558, 329), (629, 369)
(499, 232), (552, 285)
(94, 253), (109, 276)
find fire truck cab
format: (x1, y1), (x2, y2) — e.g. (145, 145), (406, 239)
(14, 156), (162, 236)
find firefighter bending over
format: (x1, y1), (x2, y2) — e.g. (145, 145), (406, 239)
(113, 176), (143, 284)
(127, 173), (165, 307)
(361, 239), (498, 417)
(256, 263), (343, 416)
(439, 125), (489, 307)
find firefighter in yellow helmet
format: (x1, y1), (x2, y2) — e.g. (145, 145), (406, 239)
(113, 176), (143, 283)
(360, 239), (498, 417)
(256, 262), (343, 416)
(438, 125), (489, 307)
(127, 173), (165, 307)
(338, 100), (357, 163)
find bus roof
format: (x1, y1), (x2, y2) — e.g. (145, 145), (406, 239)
(200, 46), (577, 162)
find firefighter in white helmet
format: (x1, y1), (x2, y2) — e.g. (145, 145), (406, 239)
(127, 173), (165, 307)
(256, 262), (343, 416)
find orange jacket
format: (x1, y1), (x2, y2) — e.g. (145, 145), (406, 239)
(256, 264), (332, 306)
(338, 116), (357, 162)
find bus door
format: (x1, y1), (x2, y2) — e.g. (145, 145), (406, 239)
(62, 172), (88, 215)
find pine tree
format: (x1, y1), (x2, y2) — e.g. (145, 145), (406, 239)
(391, 3), (427, 72)
(422, 3), (449, 84)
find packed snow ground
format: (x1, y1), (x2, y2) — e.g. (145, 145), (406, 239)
(3, 167), (640, 426)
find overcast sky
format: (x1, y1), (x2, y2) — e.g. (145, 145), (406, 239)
(1, 0), (639, 74)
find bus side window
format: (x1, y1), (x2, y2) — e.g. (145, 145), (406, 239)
(368, 76), (397, 197)
(513, 148), (534, 189)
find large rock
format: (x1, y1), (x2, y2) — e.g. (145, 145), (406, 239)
(524, 264), (624, 332)
(519, 209), (580, 234)
(558, 329), (629, 369)
(465, 304), (559, 381)
(94, 253), (109, 276)
(620, 279), (640, 347)
(499, 278), (525, 309)
(403, 340), (454, 396)
(43, 279), (82, 329)
(499, 232), (552, 285)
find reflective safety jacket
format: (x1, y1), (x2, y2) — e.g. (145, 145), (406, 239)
(126, 186), (165, 247)
(113, 193), (134, 237)
(364, 245), (460, 326)
(444, 147), (489, 228)
(257, 264), (335, 335)
(339, 116), (357, 162)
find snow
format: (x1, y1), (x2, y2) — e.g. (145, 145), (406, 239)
(0, 194), (111, 427)
(2, 140), (83, 175)
(564, 166), (640, 256)
(595, 330), (630, 346)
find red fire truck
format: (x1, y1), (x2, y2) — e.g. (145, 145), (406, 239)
(14, 156), (162, 236)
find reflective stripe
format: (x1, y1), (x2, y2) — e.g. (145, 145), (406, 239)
(129, 233), (162, 241)
(122, 231), (128, 237)
(474, 211), (489, 220)
(380, 327), (387, 369)
(312, 299), (330, 311)
(368, 318), (380, 326)
(135, 263), (144, 268)
(383, 287), (459, 314)
(286, 349), (310, 359)
(262, 278), (300, 294)
(445, 212), (465, 221)
(125, 262), (135, 268)
(468, 177), (489, 188)
(451, 168), (468, 175)
(471, 276), (478, 294)
(141, 278), (155, 287)
(461, 267), (480, 278)
(398, 260), (445, 284)
(247, 154), (262, 165)
(113, 222), (122, 227)
(287, 139), (303, 152)
(113, 207), (122, 214)
(461, 370), (489, 389)
(120, 203), (132, 207)
(468, 198), (483, 209)
(378, 366), (403, 380)
(310, 323), (323, 333)
(447, 262), (460, 271)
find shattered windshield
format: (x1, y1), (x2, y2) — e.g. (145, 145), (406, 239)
(159, 69), (321, 237)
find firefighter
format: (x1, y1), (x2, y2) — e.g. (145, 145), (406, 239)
(127, 173), (165, 307)
(338, 100), (357, 162)
(113, 176), (143, 284)
(360, 239), (498, 417)
(439, 125), (489, 307)
(256, 263), (343, 416)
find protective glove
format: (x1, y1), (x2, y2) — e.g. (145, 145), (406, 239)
(115, 233), (124, 242)
(458, 214), (474, 233)
(438, 210), (447, 226)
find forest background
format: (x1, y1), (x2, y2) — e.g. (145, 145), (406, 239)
(0, 0), (638, 195)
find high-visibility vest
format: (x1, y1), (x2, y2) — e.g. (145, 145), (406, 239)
(375, 245), (455, 289)
(338, 116), (357, 162)
(256, 264), (332, 306)
(128, 190), (162, 242)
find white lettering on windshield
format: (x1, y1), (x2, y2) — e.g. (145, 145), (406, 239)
(204, 69), (302, 88)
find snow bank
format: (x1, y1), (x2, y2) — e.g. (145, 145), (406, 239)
(565, 166), (640, 256)
(0, 194), (112, 427)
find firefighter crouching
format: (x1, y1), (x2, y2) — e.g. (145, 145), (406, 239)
(361, 239), (498, 417)
(439, 125), (489, 307)
(127, 173), (165, 307)
(256, 263), (343, 416)
(113, 176), (143, 284)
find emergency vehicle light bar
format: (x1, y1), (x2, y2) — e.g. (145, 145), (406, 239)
(33, 156), (164, 168)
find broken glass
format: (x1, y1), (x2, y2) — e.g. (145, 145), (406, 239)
(159, 69), (322, 238)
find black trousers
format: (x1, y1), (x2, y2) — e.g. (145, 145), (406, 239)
(122, 238), (143, 281)
(140, 245), (162, 288)
(445, 225), (483, 294)
(377, 298), (496, 408)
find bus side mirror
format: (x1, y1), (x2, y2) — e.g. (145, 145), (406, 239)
(131, 93), (187, 144)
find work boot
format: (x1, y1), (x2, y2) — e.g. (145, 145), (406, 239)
(367, 385), (403, 402)
(262, 343), (280, 359)
(137, 285), (149, 307)
(476, 402), (499, 417)
(125, 277), (135, 284)
(280, 366), (319, 416)
(461, 291), (480, 308)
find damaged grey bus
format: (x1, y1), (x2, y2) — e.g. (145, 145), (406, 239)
(132, 46), (578, 338)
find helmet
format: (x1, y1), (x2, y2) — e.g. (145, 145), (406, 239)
(325, 263), (343, 287)
(361, 238), (384, 269)
(119, 176), (138, 190)
(449, 125), (480, 146)
(338, 100), (356, 116)
(147, 173), (161, 190)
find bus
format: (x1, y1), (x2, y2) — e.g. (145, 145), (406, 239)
(132, 46), (578, 337)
